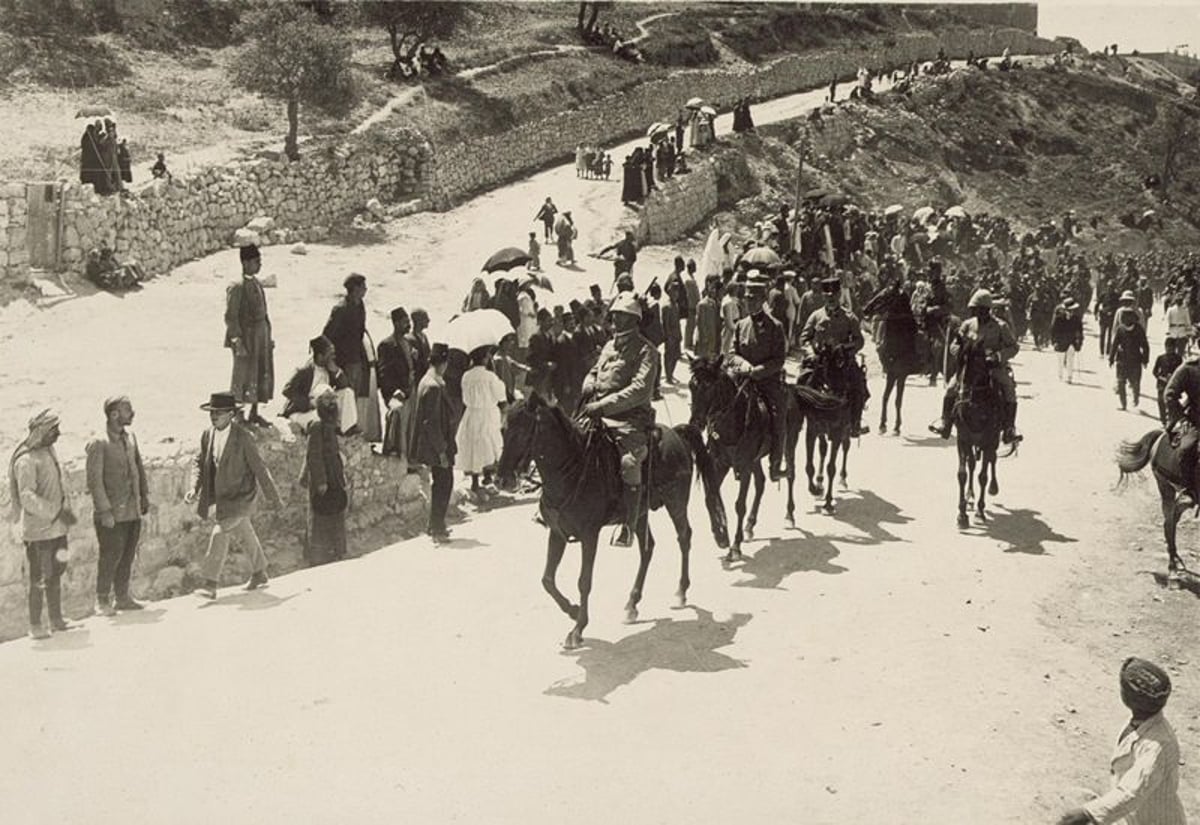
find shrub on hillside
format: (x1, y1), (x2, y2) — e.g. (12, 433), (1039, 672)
(638, 18), (719, 68)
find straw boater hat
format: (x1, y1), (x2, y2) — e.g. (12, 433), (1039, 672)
(200, 392), (241, 412)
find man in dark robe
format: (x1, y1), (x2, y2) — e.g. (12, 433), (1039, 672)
(225, 244), (274, 426)
(322, 273), (370, 415)
(377, 307), (415, 458)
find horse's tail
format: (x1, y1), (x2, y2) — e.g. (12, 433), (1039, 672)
(673, 423), (730, 549)
(792, 384), (846, 413)
(1115, 428), (1163, 485)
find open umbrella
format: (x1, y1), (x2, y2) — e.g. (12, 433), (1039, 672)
(647, 122), (670, 138)
(483, 247), (531, 273)
(686, 97), (705, 109)
(884, 204), (904, 217)
(945, 205), (969, 219)
(74, 105), (112, 119)
(699, 105), (717, 117)
(912, 206), (936, 224)
(741, 246), (781, 268)
(443, 309), (515, 353)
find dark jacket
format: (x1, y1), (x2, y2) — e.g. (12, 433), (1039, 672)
(280, 363), (350, 419)
(410, 371), (456, 468)
(192, 422), (282, 520)
(376, 333), (414, 402)
(1049, 308), (1083, 352)
(406, 331), (431, 387)
(322, 298), (367, 368)
(85, 428), (149, 524)
(1109, 320), (1149, 371)
(300, 420), (346, 500)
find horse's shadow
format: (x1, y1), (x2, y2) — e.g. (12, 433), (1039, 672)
(828, 489), (912, 544)
(1149, 570), (1200, 598)
(901, 434), (951, 449)
(730, 534), (847, 589)
(544, 606), (751, 703)
(966, 506), (1077, 555)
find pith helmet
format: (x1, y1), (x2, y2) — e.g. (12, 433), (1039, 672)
(968, 289), (993, 309)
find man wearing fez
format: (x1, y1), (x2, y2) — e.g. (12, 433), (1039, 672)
(281, 336), (358, 436)
(10, 410), (77, 639)
(377, 307), (416, 459)
(226, 244), (274, 427)
(186, 392), (283, 600)
(322, 273), (371, 431)
(85, 395), (149, 616)
(411, 343), (456, 543)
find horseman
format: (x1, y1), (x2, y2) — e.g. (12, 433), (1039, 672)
(725, 270), (788, 481)
(1162, 324), (1200, 493)
(800, 274), (869, 436)
(579, 292), (659, 547)
(929, 288), (1023, 444)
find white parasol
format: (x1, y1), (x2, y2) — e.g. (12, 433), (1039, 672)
(884, 204), (904, 217)
(912, 206), (936, 224)
(440, 309), (514, 353)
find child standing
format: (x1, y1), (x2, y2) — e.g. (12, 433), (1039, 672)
(527, 232), (541, 272)
(1154, 336), (1185, 424)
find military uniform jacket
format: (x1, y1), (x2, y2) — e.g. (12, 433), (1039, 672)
(727, 311), (786, 380)
(956, 316), (1018, 363)
(800, 305), (864, 359)
(581, 329), (658, 428)
(1164, 357), (1200, 427)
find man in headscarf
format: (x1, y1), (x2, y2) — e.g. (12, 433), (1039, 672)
(225, 244), (275, 427)
(1057, 657), (1184, 825)
(10, 410), (77, 639)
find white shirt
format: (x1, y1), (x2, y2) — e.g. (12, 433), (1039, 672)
(1084, 712), (1187, 825)
(211, 425), (230, 465)
(1167, 304), (1192, 339)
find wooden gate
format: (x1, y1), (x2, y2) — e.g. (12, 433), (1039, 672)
(26, 183), (60, 270)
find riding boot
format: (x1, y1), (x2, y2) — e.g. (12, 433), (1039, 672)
(613, 484), (641, 547)
(929, 391), (955, 439)
(1002, 401), (1023, 444)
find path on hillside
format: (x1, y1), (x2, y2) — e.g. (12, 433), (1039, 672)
(2, 307), (1192, 824)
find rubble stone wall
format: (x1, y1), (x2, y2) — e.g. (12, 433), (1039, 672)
(632, 148), (758, 245)
(0, 431), (430, 642)
(426, 27), (1059, 207)
(0, 129), (432, 284)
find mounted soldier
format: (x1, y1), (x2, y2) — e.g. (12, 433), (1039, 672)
(1162, 324), (1200, 496)
(579, 292), (659, 547)
(930, 288), (1023, 444)
(799, 274), (869, 436)
(725, 270), (788, 481)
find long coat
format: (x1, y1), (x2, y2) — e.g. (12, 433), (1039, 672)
(410, 372), (457, 468)
(225, 275), (275, 404)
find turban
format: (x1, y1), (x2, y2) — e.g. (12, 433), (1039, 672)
(1120, 657), (1172, 715)
(239, 244), (260, 262)
(27, 409), (60, 433)
(103, 395), (130, 417)
(343, 272), (366, 290)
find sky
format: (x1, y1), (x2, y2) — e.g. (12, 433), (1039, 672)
(1036, 0), (1200, 54)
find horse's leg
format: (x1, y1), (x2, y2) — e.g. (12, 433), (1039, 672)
(542, 531), (577, 620)
(784, 416), (800, 528)
(823, 435), (838, 513)
(1158, 475), (1186, 575)
(957, 442), (970, 529)
(624, 514), (656, 624)
(805, 428), (821, 496)
(564, 533), (599, 650)
(728, 471), (751, 563)
(975, 451), (990, 522)
(880, 374), (893, 433)
(746, 461), (766, 541)
(664, 490), (692, 609)
(987, 452), (999, 496)
(816, 435), (828, 491)
(838, 437), (850, 488)
(894, 375), (906, 435)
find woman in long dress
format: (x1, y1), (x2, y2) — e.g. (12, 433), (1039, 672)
(456, 347), (508, 495)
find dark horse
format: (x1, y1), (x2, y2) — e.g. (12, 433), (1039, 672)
(496, 395), (729, 649)
(688, 357), (844, 561)
(951, 340), (1003, 528)
(863, 282), (920, 435)
(1116, 428), (1194, 579)
(799, 346), (859, 514)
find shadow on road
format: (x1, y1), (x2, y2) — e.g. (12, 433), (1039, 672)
(111, 608), (166, 625)
(967, 506), (1077, 555)
(544, 606), (751, 703)
(828, 489), (912, 544)
(730, 534), (847, 589)
(1149, 570), (1200, 598)
(33, 628), (92, 651)
(202, 590), (301, 611)
(900, 434), (951, 449)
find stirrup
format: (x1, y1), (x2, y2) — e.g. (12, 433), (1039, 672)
(612, 524), (634, 547)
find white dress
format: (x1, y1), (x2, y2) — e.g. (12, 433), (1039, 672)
(456, 366), (507, 474)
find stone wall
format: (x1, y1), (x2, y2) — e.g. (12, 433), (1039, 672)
(426, 27), (1060, 208)
(0, 127), (432, 284)
(632, 147), (757, 245)
(0, 431), (431, 642)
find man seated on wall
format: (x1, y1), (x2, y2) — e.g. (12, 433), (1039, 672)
(280, 335), (360, 436)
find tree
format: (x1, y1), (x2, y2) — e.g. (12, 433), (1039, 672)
(357, 1), (466, 80)
(229, 5), (356, 160)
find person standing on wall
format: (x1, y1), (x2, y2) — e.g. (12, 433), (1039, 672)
(322, 273), (371, 439)
(85, 395), (150, 617)
(226, 244), (275, 428)
(10, 410), (77, 640)
(186, 392), (283, 600)
(411, 344), (456, 544)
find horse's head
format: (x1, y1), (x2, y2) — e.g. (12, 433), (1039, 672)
(688, 355), (729, 428)
(496, 394), (544, 492)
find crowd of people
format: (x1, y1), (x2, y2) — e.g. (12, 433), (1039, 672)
(574, 144), (612, 179)
(79, 117), (132, 196)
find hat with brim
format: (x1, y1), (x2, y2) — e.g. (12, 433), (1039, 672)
(744, 269), (770, 288)
(1064, 298), (1078, 309)
(609, 292), (643, 319)
(1120, 290), (1136, 302)
(200, 391), (242, 412)
(820, 276), (842, 292)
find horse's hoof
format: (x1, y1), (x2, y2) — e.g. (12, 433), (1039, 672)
(674, 593), (688, 609)
(624, 607), (639, 624)
(839, 477), (848, 490)
(807, 484), (822, 496)
(784, 515), (795, 529)
(893, 426), (901, 436)
(745, 526), (755, 541)
(957, 514), (970, 529)
(988, 481), (999, 496)
(822, 503), (836, 515)
(563, 631), (583, 650)
(975, 511), (988, 523)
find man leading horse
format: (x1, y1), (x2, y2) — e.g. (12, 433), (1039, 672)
(930, 288), (1024, 445)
